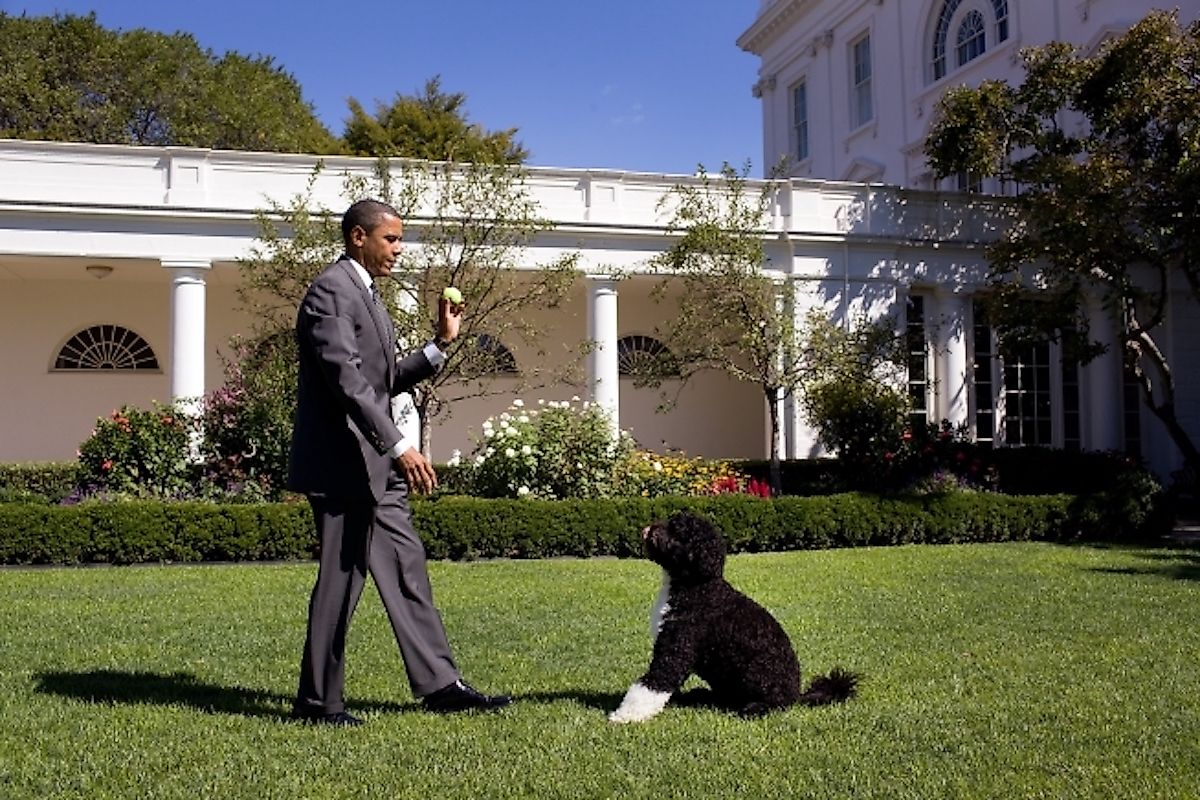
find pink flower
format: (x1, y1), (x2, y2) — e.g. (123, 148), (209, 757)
(101, 459), (113, 472)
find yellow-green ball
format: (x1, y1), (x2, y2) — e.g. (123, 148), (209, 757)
(442, 286), (463, 304)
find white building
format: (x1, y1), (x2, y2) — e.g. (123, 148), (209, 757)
(739, 0), (1200, 188)
(0, 0), (1195, 482)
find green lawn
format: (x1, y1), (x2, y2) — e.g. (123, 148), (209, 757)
(1, 542), (1198, 799)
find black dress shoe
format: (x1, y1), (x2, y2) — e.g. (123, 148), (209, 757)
(290, 708), (364, 727)
(421, 680), (512, 713)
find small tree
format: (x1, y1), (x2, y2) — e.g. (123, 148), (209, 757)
(795, 310), (911, 488)
(232, 157), (580, 464)
(388, 159), (580, 453)
(924, 10), (1200, 481)
(645, 162), (798, 493)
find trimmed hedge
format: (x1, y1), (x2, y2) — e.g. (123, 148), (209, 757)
(0, 462), (80, 503)
(0, 492), (1108, 566)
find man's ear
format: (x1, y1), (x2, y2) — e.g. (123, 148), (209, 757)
(348, 225), (367, 247)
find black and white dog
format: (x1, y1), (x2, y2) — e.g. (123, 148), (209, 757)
(609, 511), (857, 722)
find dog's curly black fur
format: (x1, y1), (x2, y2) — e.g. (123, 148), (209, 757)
(610, 512), (858, 721)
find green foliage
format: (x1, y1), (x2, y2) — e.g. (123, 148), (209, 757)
(343, 76), (527, 163)
(0, 500), (314, 564)
(455, 398), (634, 499)
(0, 492), (1093, 565)
(0, 462), (79, 503)
(76, 403), (196, 499)
(0, 12), (339, 153)
(796, 310), (911, 485)
(198, 334), (298, 501)
(925, 10), (1200, 473)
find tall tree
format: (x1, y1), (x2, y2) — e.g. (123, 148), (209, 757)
(0, 12), (340, 153)
(924, 10), (1200, 480)
(645, 163), (799, 493)
(343, 76), (527, 164)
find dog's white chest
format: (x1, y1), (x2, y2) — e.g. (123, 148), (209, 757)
(649, 572), (672, 642)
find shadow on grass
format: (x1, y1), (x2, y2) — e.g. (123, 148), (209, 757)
(34, 669), (307, 719)
(1081, 545), (1200, 582)
(33, 669), (625, 717)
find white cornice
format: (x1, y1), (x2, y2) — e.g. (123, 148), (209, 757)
(737, 0), (813, 55)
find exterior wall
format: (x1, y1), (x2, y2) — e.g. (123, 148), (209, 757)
(740, 0), (1200, 187)
(0, 260), (247, 461)
(0, 138), (1193, 480)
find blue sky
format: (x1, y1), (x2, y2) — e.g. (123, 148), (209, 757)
(1, 0), (765, 176)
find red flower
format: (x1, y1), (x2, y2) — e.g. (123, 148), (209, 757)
(101, 459), (113, 472)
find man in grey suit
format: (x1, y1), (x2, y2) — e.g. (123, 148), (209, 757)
(288, 198), (510, 726)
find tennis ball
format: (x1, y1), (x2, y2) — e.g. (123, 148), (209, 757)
(442, 286), (463, 304)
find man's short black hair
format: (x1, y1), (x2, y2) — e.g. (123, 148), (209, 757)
(342, 199), (400, 245)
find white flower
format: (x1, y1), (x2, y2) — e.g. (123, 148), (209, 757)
(571, 395), (580, 402)
(500, 412), (512, 422)
(653, 461), (663, 472)
(517, 486), (530, 497)
(447, 449), (462, 467)
(499, 418), (511, 429)
(518, 415), (530, 424)
(512, 399), (525, 408)
(521, 444), (532, 456)
(505, 448), (516, 458)
(474, 455), (486, 466)
(537, 399), (546, 406)
(483, 428), (495, 439)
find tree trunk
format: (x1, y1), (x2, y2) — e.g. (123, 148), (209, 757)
(765, 388), (782, 496)
(1132, 344), (1200, 485)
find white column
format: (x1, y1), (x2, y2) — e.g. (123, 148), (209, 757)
(586, 275), (620, 438)
(769, 271), (789, 461)
(163, 259), (212, 407)
(932, 290), (970, 428)
(1085, 295), (1123, 451)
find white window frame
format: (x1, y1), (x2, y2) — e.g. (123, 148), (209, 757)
(791, 79), (810, 164)
(928, 0), (1011, 84)
(850, 34), (873, 130)
(971, 318), (1079, 449)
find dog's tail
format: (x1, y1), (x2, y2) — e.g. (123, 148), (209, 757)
(798, 667), (859, 706)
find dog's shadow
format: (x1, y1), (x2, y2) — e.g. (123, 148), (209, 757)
(33, 669), (624, 718)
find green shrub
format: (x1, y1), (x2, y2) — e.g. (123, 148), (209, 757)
(77, 403), (196, 499)
(456, 398), (635, 499)
(0, 462), (80, 503)
(198, 334), (298, 500)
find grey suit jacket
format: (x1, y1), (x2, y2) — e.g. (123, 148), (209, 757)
(287, 257), (437, 501)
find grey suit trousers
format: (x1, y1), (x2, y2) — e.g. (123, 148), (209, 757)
(295, 470), (459, 715)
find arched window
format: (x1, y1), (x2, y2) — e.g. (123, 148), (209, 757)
(956, 10), (986, 67)
(470, 333), (518, 376)
(53, 324), (159, 371)
(930, 0), (1008, 82)
(617, 335), (679, 377)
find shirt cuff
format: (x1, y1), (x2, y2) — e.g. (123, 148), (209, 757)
(424, 341), (446, 367)
(387, 436), (414, 459)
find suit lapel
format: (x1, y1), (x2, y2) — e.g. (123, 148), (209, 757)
(339, 259), (395, 386)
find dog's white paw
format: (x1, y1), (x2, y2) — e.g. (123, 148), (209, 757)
(609, 682), (671, 723)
